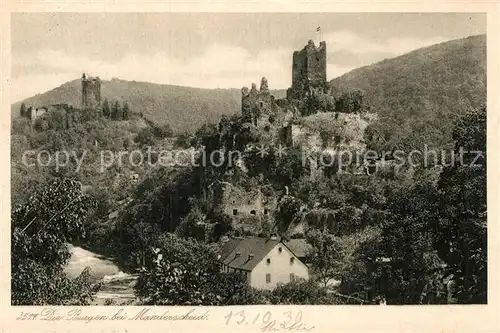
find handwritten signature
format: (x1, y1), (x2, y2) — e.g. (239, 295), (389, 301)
(261, 319), (315, 332)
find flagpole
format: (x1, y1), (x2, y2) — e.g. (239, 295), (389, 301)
(316, 26), (321, 44)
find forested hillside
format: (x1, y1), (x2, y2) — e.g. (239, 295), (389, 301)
(12, 79), (243, 133)
(330, 35), (486, 151)
(10, 34), (487, 306)
(12, 35), (485, 141)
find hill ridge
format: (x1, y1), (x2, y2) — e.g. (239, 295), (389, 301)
(12, 34), (486, 139)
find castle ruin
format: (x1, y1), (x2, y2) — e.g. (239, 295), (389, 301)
(239, 40), (328, 147)
(287, 40), (327, 101)
(241, 77), (274, 126)
(81, 73), (102, 110)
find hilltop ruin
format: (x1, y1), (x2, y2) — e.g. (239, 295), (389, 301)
(81, 73), (102, 110)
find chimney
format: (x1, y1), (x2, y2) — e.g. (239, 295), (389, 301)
(235, 251), (241, 257)
(270, 234), (278, 240)
(248, 254), (254, 260)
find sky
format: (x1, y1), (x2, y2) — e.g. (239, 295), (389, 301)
(11, 13), (486, 102)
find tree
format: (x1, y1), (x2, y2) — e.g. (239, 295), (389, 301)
(102, 99), (111, 118)
(111, 100), (121, 120)
(11, 178), (99, 305)
(436, 105), (486, 303)
(20, 102), (27, 118)
(134, 127), (155, 146)
(33, 117), (49, 132)
(305, 229), (343, 287)
(270, 279), (350, 305)
(373, 178), (446, 304)
(175, 133), (193, 149)
(134, 233), (254, 305)
(122, 102), (130, 120)
(206, 208), (234, 242)
(274, 195), (302, 235)
(174, 207), (206, 241)
(151, 123), (174, 138)
(269, 148), (310, 187)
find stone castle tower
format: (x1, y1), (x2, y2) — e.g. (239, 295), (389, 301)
(287, 40), (327, 101)
(81, 73), (102, 109)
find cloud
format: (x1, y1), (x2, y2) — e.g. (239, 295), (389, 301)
(10, 72), (77, 103)
(323, 30), (448, 56)
(12, 45), (295, 101)
(11, 31), (451, 101)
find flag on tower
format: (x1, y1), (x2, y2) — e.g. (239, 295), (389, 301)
(316, 26), (322, 43)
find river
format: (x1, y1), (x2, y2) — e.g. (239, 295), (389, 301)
(65, 245), (138, 305)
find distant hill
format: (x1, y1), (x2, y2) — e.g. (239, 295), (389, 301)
(329, 34), (486, 151)
(12, 79), (246, 133)
(13, 34), (485, 139)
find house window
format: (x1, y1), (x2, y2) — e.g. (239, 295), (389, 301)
(250, 209), (256, 215)
(290, 257), (295, 264)
(290, 273), (295, 282)
(266, 258), (271, 264)
(266, 274), (271, 283)
(278, 247), (282, 253)
(264, 208), (268, 215)
(233, 209), (238, 216)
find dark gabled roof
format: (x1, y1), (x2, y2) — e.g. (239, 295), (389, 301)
(218, 237), (280, 271)
(283, 239), (311, 258)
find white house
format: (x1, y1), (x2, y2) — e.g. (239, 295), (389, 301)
(217, 237), (309, 290)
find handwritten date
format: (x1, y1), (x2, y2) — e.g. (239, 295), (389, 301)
(224, 310), (314, 332)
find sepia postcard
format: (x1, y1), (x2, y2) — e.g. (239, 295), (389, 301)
(1, 2), (499, 333)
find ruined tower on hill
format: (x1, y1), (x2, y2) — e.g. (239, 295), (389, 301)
(81, 73), (101, 110)
(241, 77), (274, 126)
(287, 40), (327, 101)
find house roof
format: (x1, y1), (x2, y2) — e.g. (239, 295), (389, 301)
(218, 237), (281, 271)
(284, 239), (311, 258)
